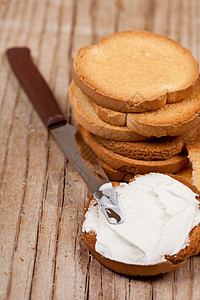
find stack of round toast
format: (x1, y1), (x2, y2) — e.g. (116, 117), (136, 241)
(69, 31), (200, 181)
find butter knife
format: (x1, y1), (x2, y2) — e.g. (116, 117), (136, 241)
(6, 47), (124, 224)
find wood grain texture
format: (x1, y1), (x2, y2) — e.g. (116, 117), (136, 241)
(1, 0), (200, 299)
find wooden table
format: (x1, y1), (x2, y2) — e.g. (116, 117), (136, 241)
(1, 0), (200, 299)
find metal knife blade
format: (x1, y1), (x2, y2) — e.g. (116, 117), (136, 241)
(51, 124), (124, 224)
(51, 123), (108, 192)
(6, 47), (125, 224)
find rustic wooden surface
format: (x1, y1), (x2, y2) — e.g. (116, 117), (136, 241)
(1, 0), (200, 299)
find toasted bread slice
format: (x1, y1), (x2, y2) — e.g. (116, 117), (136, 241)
(97, 159), (131, 181)
(175, 164), (193, 185)
(127, 93), (200, 137)
(93, 101), (126, 127)
(189, 143), (200, 195)
(83, 229), (186, 275)
(82, 175), (200, 276)
(71, 81), (200, 137)
(79, 126), (189, 174)
(186, 128), (200, 190)
(73, 31), (199, 113)
(94, 135), (184, 160)
(69, 81), (149, 141)
(98, 158), (192, 184)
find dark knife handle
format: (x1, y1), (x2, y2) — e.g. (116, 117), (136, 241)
(6, 47), (66, 129)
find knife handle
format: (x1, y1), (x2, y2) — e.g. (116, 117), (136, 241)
(6, 47), (66, 129)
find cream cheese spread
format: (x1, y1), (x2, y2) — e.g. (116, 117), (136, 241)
(82, 173), (200, 265)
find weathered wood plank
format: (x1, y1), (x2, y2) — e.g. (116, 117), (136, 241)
(53, 1), (91, 299)
(89, 0), (116, 43)
(24, 1), (73, 299)
(0, 1), (49, 299)
(191, 255), (200, 299)
(0, 1), (72, 299)
(173, 260), (193, 300)
(71, 0), (93, 58)
(0, 91), (32, 300)
(0, 0), (38, 183)
(129, 277), (152, 300)
(119, 0), (150, 31)
(0, 2), (19, 109)
(29, 137), (65, 300)
(52, 165), (89, 300)
(7, 120), (48, 300)
(2, 0), (61, 298)
(152, 273), (174, 300)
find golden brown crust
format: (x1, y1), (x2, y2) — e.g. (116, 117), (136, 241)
(69, 81), (150, 142)
(90, 79), (199, 127)
(82, 176), (200, 276)
(70, 80), (200, 139)
(82, 231), (186, 276)
(96, 159), (131, 181)
(97, 160), (193, 183)
(73, 68), (168, 113)
(79, 125), (189, 174)
(94, 135), (184, 161)
(167, 76), (199, 102)
(127, 111), (200, 138)
(165, 226), (200, 263)
(93, 101), (126, 127)
(185, 127), (200, 191)
(174, 165), (193, 185)
(73, 31), (199, 113)
(126, 86), (200, 138)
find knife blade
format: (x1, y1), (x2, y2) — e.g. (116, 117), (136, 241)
(6, 47), (124, 224)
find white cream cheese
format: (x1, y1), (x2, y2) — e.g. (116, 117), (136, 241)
(82, 173), (200, 265)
